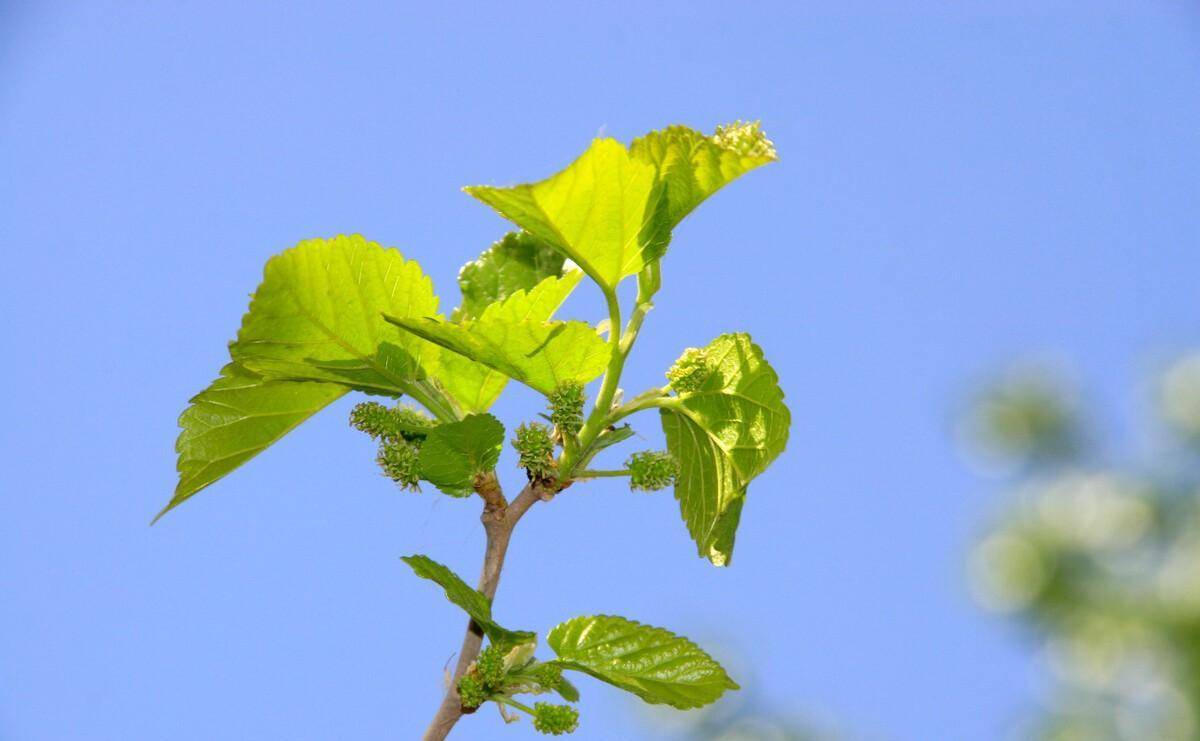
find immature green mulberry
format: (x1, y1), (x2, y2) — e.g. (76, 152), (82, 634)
(628, 451), (679, 492)
(532, 702), (579, 735)
(548, 382), (585, 436)
(527, 662), (563, 690)
(350, 401), (432, 442)
(666, 348), (709, 393)
(514, 423), (557, 480)
(376, 439), (421, 491)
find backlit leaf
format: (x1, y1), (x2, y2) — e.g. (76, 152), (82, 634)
(160, 363), (344, 522)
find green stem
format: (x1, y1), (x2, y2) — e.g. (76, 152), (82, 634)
(403, 379), (460, 422)
(494, 696), (536, 716)
(562, 287), (624, 473)
(576, 469), (631, 478)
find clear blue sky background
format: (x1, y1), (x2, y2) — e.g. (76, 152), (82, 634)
(3, 2), (1199, 739)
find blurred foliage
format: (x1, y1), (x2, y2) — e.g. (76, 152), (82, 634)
(967, 355), (1200, 740)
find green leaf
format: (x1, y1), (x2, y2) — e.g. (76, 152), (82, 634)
(417, 413), (505, 496)
(547, 615), (738, 709)
(659, 333), (790, 566)
(386, 273), (608, 397)
(629, 121), (777, 239)
(159, 363), (344, 522)
(229, 235), (449, 409)
(465, 138), (661, 292)
(432, 270), (586, 412)
(454, 231), (566, 321)
(401, 555), (534, 648)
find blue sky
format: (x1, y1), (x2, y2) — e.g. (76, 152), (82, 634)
(3, 2), (1199, 739)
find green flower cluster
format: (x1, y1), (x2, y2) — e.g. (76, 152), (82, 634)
(627, 451), (680, 492)
(514, 423), (557, 481)
(532, 702), (579, 735)
(548, 382), (585, 437)
(456, 645), (507, 709)
(666, 347), (709, 393)
(350, 401), (432, 491)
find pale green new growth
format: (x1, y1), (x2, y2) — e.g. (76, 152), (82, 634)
(165, 121), (786, 739)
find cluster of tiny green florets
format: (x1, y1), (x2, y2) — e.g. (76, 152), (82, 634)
(532, 702), (579, 735)
(514, 423), (557, 481)
(548, 382), (585, 437)
(527, 662), (563, 690)
(456, 645), (507, 710)
(627, 451), (680, 492)
(712, 120), (777, 160)
(666, 348), (709, 393)
(351, 401), (432, 491)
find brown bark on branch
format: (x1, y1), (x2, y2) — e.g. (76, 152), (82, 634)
(420, 481), (554, 740)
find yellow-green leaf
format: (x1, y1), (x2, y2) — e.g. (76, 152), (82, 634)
(159, 364), (344, 522)
(230, 235), (449, 411)
(465, 138), (660, 292)
(629, 121), (777, 236)
(387, 272), (607, 397)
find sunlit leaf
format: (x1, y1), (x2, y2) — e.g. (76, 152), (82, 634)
(386, 273), (608, 397)
(160, 363), (344, 521)
(230, 234), (444, 401)
(630, 121), (777, 243)
(465, 138), (661, 291)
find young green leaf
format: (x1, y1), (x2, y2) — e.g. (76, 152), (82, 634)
(465, 138), (662, 292)
(229, 235), (452, 413)
(629, 122), (777, 245)
(659, 333), (790, 566)
(547, 615), (738, 709)
(386, 273), (609, 398)
(160, 363), (345, 522)
(454, 231), (567, 321)
(401, 554), (534, 648)
(417, 413), (505, 496)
